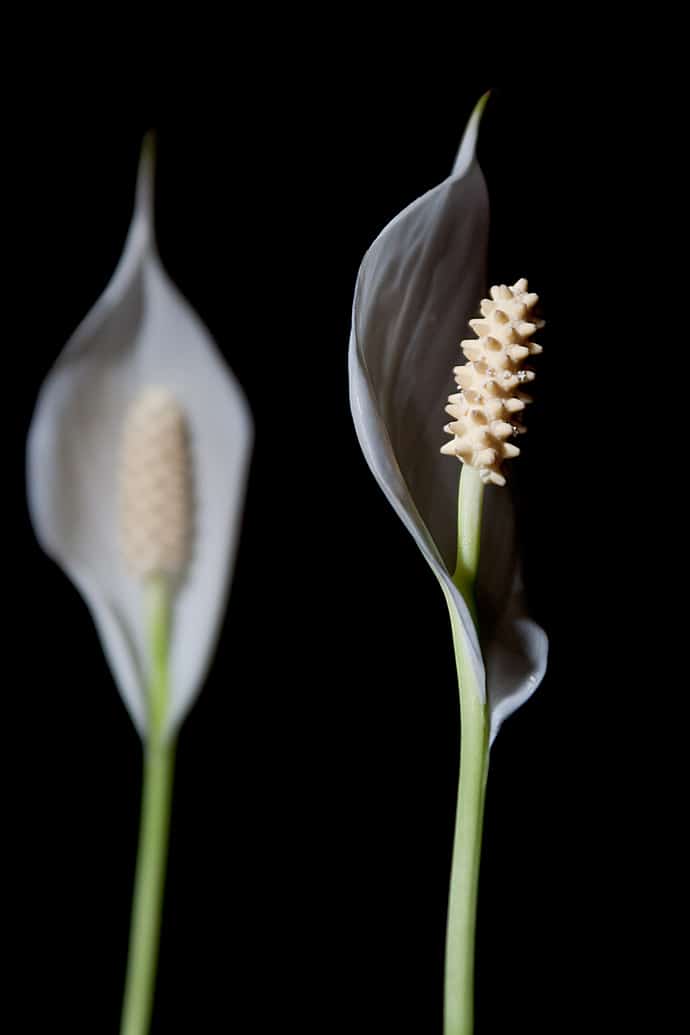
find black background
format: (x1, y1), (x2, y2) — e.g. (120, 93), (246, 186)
(8, 73), (660, 1033)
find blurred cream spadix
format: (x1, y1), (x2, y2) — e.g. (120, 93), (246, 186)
(120, 388), (192, 581)
(26, 137), (253, 737)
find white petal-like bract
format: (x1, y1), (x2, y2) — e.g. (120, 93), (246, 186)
(348, 100), (547, 742)
(27, 140), (253, 737)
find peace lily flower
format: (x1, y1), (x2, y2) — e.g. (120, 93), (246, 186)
(348, 95), (548, 1034)
(27, 137), (252, 1035)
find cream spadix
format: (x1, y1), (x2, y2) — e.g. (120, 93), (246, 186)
(120, 387), (193, 581)
(441, 279), (543, 486)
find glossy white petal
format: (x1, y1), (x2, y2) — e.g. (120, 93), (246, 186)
(27, 142), (253, 737)
(348, 102), (547, 743)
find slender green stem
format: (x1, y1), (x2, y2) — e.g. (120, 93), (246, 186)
(120, 576), (176, 1035)
(452, 463), (484, 623)
(443, 465), (489, 1035)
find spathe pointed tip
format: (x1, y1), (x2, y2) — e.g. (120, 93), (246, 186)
(452, 90), (492, 177)
(474, 90), (492, 118)
(135, 130), (157, 229)
(141, 128), (157, 161)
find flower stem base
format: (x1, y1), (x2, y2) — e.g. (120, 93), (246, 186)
(120, 575), (175, 1035)
(443, 599), (489, 1035)
(443, 463), (489, 1035)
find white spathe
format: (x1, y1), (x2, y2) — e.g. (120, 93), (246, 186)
(348, 99), (548, 743)
(27, 140), (253, 737)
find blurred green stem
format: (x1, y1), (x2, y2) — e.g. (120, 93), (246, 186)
(443, 465), (489, 1035)
(120, 576), (176, 1035)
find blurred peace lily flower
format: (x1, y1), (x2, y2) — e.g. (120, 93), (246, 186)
(348, 96), (548, 1035)
(27, 136), (252, 1035)
(27, 138), (253, 737)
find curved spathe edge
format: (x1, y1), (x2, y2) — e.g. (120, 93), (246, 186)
(487, 607), (549, 746)
(347, 101), (491, 704)
(166, 390), (254, 740)
(25, 141), (157, 735)
(363, 95), (488, 263)
(26, 393), (150, 734)
(349, 326), (486, 703)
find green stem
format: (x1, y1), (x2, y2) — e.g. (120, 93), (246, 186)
(120, 576), (176, 1035)
(443, 465), (489, 1035)
(452, 462), (484, 623)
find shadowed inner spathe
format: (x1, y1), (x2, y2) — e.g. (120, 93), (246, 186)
(355, 164), (489, 573)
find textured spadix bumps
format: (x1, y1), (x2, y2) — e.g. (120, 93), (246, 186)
(441, 279), (543, 486)
(120, 388), (192, 580)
